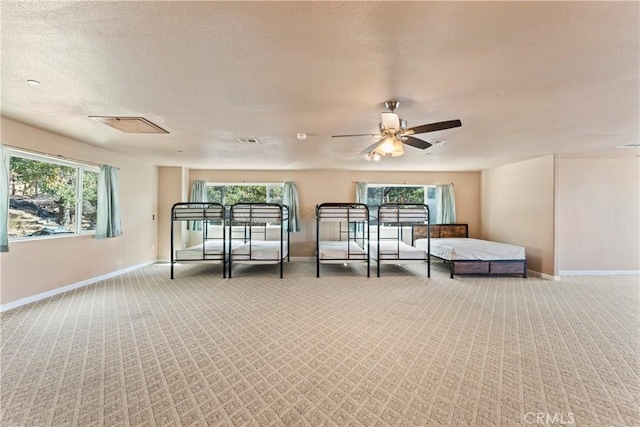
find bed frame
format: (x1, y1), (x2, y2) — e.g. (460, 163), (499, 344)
(228, 203), (290, 278)
(170, 202), (227, 279)
(413, 224), (528, 278)
(316, 203), (370, 277)
(374, 203), (430, 277)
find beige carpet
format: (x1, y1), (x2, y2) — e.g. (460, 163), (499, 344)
(1, 261), (639, 426)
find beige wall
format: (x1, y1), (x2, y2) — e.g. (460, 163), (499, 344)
(5, 118), (633, 302)
(157, 166), (189, 260)
(188, 169), (481, 257)
(481, 156), (555, 276)
(557, 158), (640, 271)
(0, 118), (158, 305)
(3, 117), (634, 307)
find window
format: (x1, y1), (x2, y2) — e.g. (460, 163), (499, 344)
(206, 184), (283, 205)
(6, 149), (99, 239)
(367, 184), (437, 223)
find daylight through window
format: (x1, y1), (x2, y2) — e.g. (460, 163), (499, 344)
(367, 185), (437, 223)
(206, 184), (283, 205)
(6, 149), (99, 239)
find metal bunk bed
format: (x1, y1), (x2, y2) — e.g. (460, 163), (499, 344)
(170, 202), (228, 278)
(315, 203), (370, 278)
(371, 203), (430, 277)
(227, 203), (290, 278)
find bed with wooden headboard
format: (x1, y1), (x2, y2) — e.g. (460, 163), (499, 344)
(412, 224), (527, 278)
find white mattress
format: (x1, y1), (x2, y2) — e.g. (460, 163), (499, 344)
(378, 207), (428, 223)
(370, 241), (427, 261)
(317, 207), (368, 222)
(231, 240), (288, 261)
(415, 238), (525, 260)
(318, 240), (367, 260)
(175, 240), (243, 261)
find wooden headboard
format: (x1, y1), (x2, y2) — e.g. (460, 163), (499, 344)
(413, 224), (469, 240)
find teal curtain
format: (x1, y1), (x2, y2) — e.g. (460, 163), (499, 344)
(435, 184), (456, 224)
(355, 182), (367, 204)
(0, 145), (9, 252)
(283, 181), (301, 232)
(355, 182), (368, 234)
(96, 165), (122, 239)
(188, 180), (207, 231)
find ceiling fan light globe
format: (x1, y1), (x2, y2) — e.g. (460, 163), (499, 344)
(381, 138), (394, 153)
(391, 138), (405, 157)
(372, 145), (387, 156)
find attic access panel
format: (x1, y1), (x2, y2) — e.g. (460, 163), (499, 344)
(89, 116), (169, 133)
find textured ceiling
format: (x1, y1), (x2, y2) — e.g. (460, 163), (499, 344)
(1, 1), (638, 171)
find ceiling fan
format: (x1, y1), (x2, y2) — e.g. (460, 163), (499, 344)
(332, 101), (462, 161)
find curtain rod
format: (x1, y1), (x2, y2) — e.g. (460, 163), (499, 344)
(3, 144), (102, 168)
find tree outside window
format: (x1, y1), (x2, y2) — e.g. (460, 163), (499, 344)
(206, 184), (283, 205)
(7, 151), (98, 238)
(367, 185), (436, 223)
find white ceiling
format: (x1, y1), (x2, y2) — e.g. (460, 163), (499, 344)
(1, 1), (638, 171)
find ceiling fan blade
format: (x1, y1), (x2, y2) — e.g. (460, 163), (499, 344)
(402, 136), (433, 150)
(381, 112), (400, 130)
(405, 119), (462, 135)
(359, 139), (384, 156)
(332, 133), (381, 138)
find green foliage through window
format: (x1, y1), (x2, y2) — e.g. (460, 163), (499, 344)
(81, 171), (99, 231)
(367, 185), (437, 223)
(7, 151), (99, 238)
(206, 184), (283, 205)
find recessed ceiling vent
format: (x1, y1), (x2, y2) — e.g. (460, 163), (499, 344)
(89, 116), (169, 134)
(236, 138), (261, 144)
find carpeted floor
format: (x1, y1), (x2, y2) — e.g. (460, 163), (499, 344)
(1, 261), (639, 426)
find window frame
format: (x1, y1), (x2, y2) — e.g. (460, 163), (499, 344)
(366, 183), (437, 224)
(5, 148), (100, 241)
(205, 182), (284, 205)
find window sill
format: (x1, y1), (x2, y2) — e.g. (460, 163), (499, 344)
(9, 232), (96, 243)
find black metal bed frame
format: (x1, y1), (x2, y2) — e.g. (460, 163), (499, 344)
(315, 203), (370, 278)
(170, 202), (227, 279)
(227, 203), (290, 279)
(375, 203), (430, 278)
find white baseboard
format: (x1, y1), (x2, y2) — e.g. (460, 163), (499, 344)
(160, 257), (312, 263)
(0, 260), (157, 313)
(289, 256), (315, 262)
(528, 270), (562, 281)
(559, 270), (640, 276)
